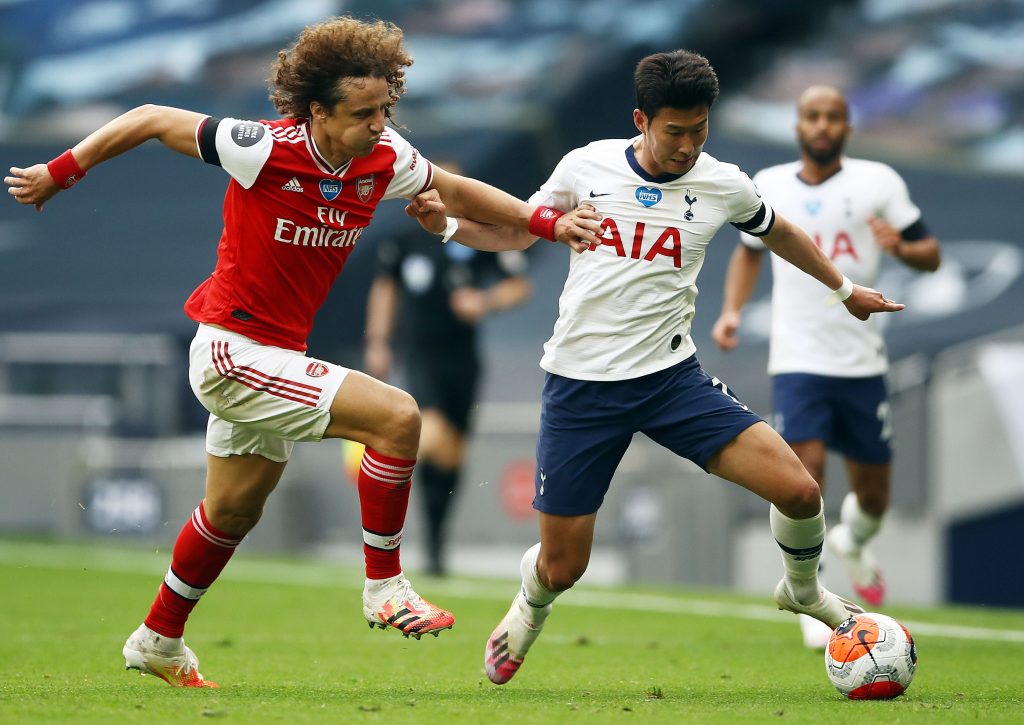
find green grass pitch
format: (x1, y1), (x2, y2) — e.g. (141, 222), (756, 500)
(2, 539), (1023, 724)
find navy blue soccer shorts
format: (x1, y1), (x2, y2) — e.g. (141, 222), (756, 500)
(771, 372), (892, 465)
(533, 354), (763, 516)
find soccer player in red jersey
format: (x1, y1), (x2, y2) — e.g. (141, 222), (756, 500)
(5, 16), (600, 688)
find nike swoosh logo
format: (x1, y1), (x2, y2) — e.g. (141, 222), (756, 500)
(857, 628), (879, 665)
(589, 191), (612, 198)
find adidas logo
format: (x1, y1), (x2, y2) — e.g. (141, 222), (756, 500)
(281, 177), (304, 193)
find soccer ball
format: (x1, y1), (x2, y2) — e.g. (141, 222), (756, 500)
(825, 613), (917, 699)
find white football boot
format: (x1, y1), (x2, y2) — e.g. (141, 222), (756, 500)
(123, 624), (218, 688)
(773, 579), (864, 629)
(362, 573), (455, 638)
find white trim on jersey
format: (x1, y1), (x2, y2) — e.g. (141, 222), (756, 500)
(268, 125), (305, 145)
(306, 127), (353, 177)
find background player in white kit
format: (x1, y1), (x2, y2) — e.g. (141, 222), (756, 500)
(421, 50), (903, 685)
(4, 16), (601, 688)
(712, 85), (941, 648)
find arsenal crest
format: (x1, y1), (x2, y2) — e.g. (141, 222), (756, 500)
(356, 175), (375, 202)
(305, 362), (329, 377)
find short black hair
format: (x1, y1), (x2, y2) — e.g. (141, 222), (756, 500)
(634, 50), (720, 119)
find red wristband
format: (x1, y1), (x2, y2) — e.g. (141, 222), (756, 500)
(528, 205), (565, 242)
(46, 149), (87, 189)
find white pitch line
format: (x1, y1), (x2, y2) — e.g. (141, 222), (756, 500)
(4, 541), (1024, 644)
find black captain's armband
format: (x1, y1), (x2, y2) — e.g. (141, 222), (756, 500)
(198, 117), (222, 167)
(731, 203), (776, 237)
(900, 219), (930, 242)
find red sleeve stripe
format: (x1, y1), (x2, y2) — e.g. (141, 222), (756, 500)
(419, 160), (434, 194)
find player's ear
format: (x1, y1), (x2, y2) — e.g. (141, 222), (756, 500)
(633, 108), (648, 134)
(309, 101), (327, 122)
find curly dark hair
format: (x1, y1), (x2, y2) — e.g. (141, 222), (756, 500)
(269, 16), (412, 119)
(634, 50), (720, 119)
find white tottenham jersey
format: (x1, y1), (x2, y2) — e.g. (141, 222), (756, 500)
(530, 139), (774, 381)
(741, 158), (921, 377)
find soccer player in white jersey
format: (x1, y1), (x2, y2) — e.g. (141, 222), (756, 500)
(416, 50), (902, 685)
(5, 17), (601, 688)
(712, 86), (941, 648)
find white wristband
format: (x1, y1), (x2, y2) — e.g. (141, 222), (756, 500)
(824, 275), (855, 306)
(437, 216), (459, 244)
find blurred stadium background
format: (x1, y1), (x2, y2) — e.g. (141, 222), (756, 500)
(1, 0), (1022, 609)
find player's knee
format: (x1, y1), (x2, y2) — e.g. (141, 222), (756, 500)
(385, 391), (422, 449)
(858, 491), (888, 517)
(778, 478), (823, 519)
(540, 560), (587, 592)
(205, 500), (263, 536)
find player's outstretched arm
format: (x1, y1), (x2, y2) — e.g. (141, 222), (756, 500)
(6, 104), (206, 211)
(406, 187), (600, 253)
(712, 244), (765, 351)
(427, 167), (601, 251)
(762, 214), (904, 321)
(405, 189), (532, 250)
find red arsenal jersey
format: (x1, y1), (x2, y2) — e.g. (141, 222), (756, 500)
(185, 117), (433, 351)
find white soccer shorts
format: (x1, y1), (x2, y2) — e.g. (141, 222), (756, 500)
(188, 324), (349, 462)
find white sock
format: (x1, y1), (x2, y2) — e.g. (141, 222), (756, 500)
(519, 543), (557, 626)
(139, 624), (183, 654)
(770, 501), (824, 605)
(840, 492), (882, 552)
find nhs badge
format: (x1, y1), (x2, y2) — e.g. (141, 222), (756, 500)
(635, 186), (662, 208)
(319, 179), (342, 201)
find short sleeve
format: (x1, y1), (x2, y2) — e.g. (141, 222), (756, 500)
(737, 170), (769, 249)
(728, 170), (775, 238)
(198, 117), (273, 189)
(876, 164), (921, 233)
(527, 148), (583, 212)
(380, 128), (433, 201)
